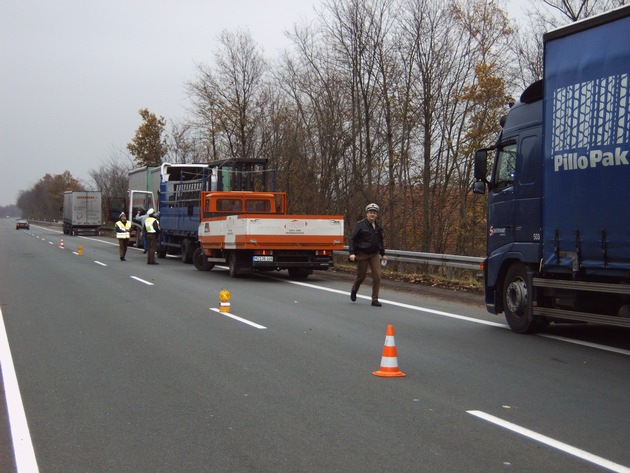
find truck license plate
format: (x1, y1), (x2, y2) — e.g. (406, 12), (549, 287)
(253, 256), (273, 262)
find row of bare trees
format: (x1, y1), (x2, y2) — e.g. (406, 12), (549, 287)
(132, 0), (627, 256)
(20, 0), (624, 253)
(179, 0), (520, 255)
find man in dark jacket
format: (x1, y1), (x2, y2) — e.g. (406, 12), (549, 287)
(348, 203), (387, 306)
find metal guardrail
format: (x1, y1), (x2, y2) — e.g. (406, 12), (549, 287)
(30, 221), (483, 271)
(336, 247), (483, 271)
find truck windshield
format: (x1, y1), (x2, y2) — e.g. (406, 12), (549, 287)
(495, 143), (517, 190)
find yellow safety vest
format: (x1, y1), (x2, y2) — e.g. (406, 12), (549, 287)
(115, 220), (131, 239)
(145, 216), (158, 233)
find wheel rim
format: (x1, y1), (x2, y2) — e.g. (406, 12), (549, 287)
(506, 277), (527, 316)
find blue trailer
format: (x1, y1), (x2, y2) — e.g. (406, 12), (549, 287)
(156, 159), (270, 263)
(156, 163), (211, 262)
(473, 6), (630, 332)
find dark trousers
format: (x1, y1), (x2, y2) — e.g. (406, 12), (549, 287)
(118, 238), (129, 258)
(147, 233), (157, 263)
(352, 252), (381, 301)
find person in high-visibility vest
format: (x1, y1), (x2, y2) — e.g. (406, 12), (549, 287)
(115, 212), (131, 261)
(144, 208), (160, 265)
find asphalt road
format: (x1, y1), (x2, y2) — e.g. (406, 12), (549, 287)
(1, 220), (629, 473)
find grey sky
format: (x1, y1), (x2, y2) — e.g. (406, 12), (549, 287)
(0, 0), (528, 207)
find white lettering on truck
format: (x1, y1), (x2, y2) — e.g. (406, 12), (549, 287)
(552, 73), (630, 173)
(553, 148), (629, 171)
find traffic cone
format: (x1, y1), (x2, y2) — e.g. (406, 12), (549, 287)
(372, 325), (406, 377)
(59, 238), (64, 248)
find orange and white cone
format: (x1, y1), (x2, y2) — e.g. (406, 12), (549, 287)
(59, 238), (64, 248)
(372, 324), (406, 377)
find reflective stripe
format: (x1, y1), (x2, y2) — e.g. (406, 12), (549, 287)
(115, 221), (131, 239)
(378, 357), (400, 369)
(145, 217), (158, 233)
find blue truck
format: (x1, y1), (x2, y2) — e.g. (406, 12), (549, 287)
(156, 159), (269, 263)
(473, 6), (630, 332)
(155, 163), (210, 262)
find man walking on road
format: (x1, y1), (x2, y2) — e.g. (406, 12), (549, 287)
(348, 203), (387, 306)
(144, 209), (160, 265)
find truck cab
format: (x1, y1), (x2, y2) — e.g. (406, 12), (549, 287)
(473, 6), (630, 333)
(474, 82), (543, 318)
(201, 192), (286, 217)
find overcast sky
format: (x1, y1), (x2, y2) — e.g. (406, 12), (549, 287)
(0, 0), (528, 207)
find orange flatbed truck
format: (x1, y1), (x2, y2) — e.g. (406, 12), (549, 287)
(192, 191), (344, 278)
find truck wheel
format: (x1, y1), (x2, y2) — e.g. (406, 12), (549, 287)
(135, 230), (144, 248)
(228, 252), (239, 277)
(181, 239), (194, 264)
(193, 248), (213, 271)
(503, 263), (540, 333)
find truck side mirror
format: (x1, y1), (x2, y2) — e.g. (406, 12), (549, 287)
(472, 181), (486, 195)
(474, 149), (488, 180)
(473, 149), (490, 194)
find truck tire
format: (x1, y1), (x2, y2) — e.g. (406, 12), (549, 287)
(503, 263), (541, 333)
(228, 252), (252, 278)
(193, 248), (213, 271)
(228, 252), (239, 277)
(181, 239), (194, 264)
(135, 230), (144, 248)
(157, 245), (167, 259)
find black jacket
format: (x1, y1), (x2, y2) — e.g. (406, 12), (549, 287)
(349, 219), (385, 256)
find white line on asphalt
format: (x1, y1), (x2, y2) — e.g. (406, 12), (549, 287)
(130, 276), (154, 286)
(539, 334), (630, 356)
(0, 308), (40, 473)
(209, 308), (267, 329)
(282, 279), (630, 356)
(467, 410), (630, 472)
(94, 261), (107, 267)
(283, 279), (505, 327)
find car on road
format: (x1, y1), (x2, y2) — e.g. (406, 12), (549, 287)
(16, 219), (29, 230)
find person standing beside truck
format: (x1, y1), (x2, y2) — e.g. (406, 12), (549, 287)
(135, 209), (149, 253)
(145, 209), (160, 265)
(348, 203), (387, 307)
(115, 212), (131, 261)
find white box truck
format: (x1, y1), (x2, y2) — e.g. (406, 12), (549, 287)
(62, 191), (102, 236)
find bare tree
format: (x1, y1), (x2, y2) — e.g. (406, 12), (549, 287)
(187, 29), (270, 163)
(514, 0), (627, 89)
(166, 121), (209, 164)
(89, 150), (134, 207)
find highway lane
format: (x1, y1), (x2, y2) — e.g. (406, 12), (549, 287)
(1, 220), (629, 472)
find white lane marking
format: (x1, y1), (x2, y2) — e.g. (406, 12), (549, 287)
(283, 279), (630, 356)
(540, 334), (630, 356)
(209, 308), (267, 329)
(48, 241), (53, 245)
(130, 276), (154, 286)
(0, 308), (40, 472)
(468, 410), (630, 473)
(284, 279), (505, 327)
(94, 261), (107, 267)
